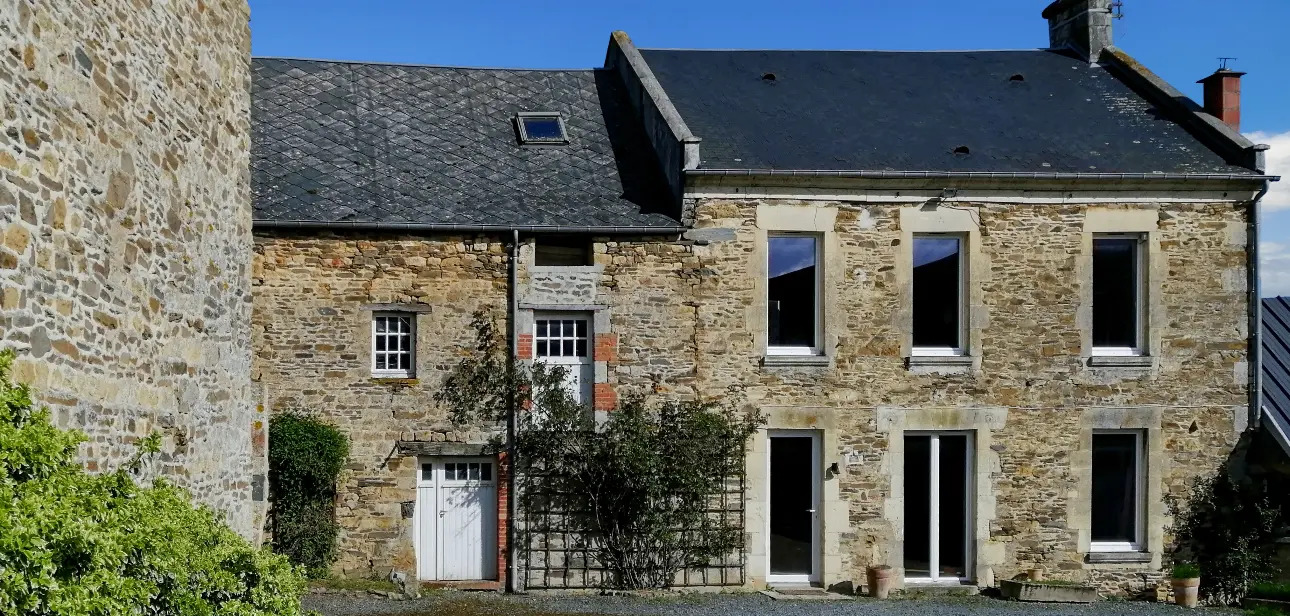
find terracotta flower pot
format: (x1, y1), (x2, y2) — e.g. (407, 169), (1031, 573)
(1172, 577), (1200, 608)
(867, 565), (895, 599)
(1027, 568), (1045, 582)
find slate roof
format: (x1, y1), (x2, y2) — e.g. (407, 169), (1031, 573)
(251, 59), (679, 228)
(1264, 297), (1290, 453)
(637, 48), (1257, 175)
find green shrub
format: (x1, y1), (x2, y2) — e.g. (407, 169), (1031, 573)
(268, 412), (348, 576)
(1250, 582), (1290, 602)
(1173, 563), (1201, 579)
(0, 349), (307, 615)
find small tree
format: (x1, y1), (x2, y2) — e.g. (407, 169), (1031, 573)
(1168, 470), (1287, 604)
(268, 412), (349, 577)
(436, 311), (762, 589)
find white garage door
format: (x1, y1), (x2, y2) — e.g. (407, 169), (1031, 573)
(415, 458), (497, 581)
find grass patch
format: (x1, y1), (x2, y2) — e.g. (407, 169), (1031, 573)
(1247, 607), (1286, 616)
(1251, 582), (1290, 602)
(309, 576), (400, 593)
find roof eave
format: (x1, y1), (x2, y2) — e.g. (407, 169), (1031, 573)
(251, 219), (687, 234)
(686, 168), (1278, 182)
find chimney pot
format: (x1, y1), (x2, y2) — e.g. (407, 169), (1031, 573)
(1197, 68), (1245, 132)
(1042, 0), (1114, 62)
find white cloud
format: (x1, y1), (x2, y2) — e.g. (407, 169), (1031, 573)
(1246, 130), (1290, 213)
(1264, 239), (1290, 298)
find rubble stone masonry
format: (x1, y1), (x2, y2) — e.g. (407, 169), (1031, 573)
(0, 0), (263, 538)
(253, 196), (1250, 595)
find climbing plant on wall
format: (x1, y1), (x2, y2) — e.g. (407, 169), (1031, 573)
(268, 412), (349, 577)
(437, 311), (763, 589)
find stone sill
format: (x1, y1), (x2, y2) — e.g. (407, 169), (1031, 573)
(372, 377), (419, 386)
(762, 354), (831, 368)
(397, 441), (493, 456)
(1087, 355), (1155, 368)
(906, 355), (974, 373)
(1085, 551), (1153, 564)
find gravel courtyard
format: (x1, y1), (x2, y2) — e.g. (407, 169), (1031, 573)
(304, 591), (1243, 616)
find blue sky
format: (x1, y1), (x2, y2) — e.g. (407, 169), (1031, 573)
(248, 0), (1290, 296)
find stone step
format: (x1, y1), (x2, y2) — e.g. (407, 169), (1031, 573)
(896, 583), (980, 597)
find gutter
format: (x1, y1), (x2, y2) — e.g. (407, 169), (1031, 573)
(1252, 180), (1270, 436)
(687, 169), (1280, 182)
(252, 220), (687, 234)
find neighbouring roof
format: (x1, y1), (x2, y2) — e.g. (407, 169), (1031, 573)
(251, 58), (679, 229)
(637, 48), (1258, 175)
(1264, 297), (1290, 454)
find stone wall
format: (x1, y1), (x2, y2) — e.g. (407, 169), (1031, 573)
(252, 196), (1251, 595)
(0, 0), (263, 538)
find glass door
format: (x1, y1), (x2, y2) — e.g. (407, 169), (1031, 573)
(904, 432), (973, 582)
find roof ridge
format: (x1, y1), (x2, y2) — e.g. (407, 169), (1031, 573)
(252, 56), (597, 73)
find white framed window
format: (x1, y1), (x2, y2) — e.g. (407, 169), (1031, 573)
(372, 312), (415, 377)
(767, 234), (822, 356)
(533, 312), (593, 406)
(1092, 234), (1146, 356)
(1090, 431), (1145, 552)
(911, 234), (967, 356)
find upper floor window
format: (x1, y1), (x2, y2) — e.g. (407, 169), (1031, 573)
(1092, 235), (1146, 356)
(767, 234), (821, 355)
(533, 313), (593, 407)
(912, 235), (966, 356)
(534, 235), (593, 266)
(372, 312), (415, 377)
(1090, 431), (1144, 552)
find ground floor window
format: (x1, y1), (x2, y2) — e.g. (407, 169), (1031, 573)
(1090, 431), (1144, 552)
(904, 432), (973, 582)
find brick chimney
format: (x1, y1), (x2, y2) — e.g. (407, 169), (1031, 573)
(1042, 0), (1113, 61)
(1197, 68), (1245, 132)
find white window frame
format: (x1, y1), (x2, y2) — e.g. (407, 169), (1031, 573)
(766, 233), (824, 356)
(903, 431), (975, 584)
(910, 234), (968, 357)
(1091, 233), (1147, 357)
(1089, 430), (1145, 553)
(532, 311), (593, 410)
(371, 312), (415, 378)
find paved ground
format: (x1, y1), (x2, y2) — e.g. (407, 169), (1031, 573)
(303, 590), (1242, 616)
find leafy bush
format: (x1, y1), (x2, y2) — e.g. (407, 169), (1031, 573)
(1169, 470), (1287, 604)
(268, 412), (349, 576)
(1172, 563), (1201, 579)
(0, 349), (307, 615)
(437, 312), (763, 589)
(1250, 582), (1290, 602)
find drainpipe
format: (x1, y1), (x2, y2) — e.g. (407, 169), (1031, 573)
(506, 229), (519, 593)
(1251, 180), (1270, 432)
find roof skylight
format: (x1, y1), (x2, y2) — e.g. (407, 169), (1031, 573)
(516, 112), (568, 145)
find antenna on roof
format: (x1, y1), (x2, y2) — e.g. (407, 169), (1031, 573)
(1110, 0), (1125, 19)
(1218, 57), (1237, 70)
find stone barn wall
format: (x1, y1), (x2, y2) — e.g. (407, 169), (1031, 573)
(0, 0), (263, 538)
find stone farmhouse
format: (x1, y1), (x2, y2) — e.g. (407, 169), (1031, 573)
(250, 0), (1279, 596)
(1, 0), (1282, 600)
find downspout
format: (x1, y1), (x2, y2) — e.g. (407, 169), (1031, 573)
(506, 229), (519, 593)
(1251, 180), (1270, 433)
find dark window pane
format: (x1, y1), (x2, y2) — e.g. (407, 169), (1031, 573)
(768, 236), (818, 348)
(904, 435), (931, 578)
(576, 340), (588, 357)
(575, 320), (587, 337)
(534, 237), (591, 266)
(562, 320), (573, 336)
(537, 321), (548, 337)
(938, 435), (969, 578)
(399, 354), (409, 370)
(375, 355), (387, 370)
(1093, 238), (1138, 347)
(522, 117), (564, 141)
(421, 463), (433, 477)
(537, 340), (548, 356)
(399, 336), (409, 351)
(482, 463), (492, 481)
(912, 237), (962, 347)
(375, 337), (386, 351)
(562, 340), (574, 356)
(375, 318), (387, 333)
(1092, 434), (1139, 543)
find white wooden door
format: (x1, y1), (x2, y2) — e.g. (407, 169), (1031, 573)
(534, 313), (593, 406)
(415, 459), (497, 581)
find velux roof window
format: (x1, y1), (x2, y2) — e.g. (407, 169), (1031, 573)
(516, 112), (568, 145)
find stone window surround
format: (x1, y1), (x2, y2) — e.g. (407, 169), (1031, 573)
(876, 405), (1007, 589)
(897, 206), (986, 373)
(1078, 209), (1163, 369)
(359, 304), (431, 381)
(1067, 407), (1166, 568)
(743, 406), (848, 588)
(750, 204), (840, 367)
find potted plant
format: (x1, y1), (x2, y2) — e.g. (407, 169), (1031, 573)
(1171, 563), (1201, 608)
